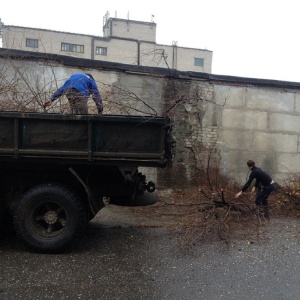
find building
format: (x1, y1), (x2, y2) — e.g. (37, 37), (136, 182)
(1, 15), (213, 73)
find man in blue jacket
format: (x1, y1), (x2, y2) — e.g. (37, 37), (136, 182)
(235, 160), (277, 217)
(44, 73), (103, 114)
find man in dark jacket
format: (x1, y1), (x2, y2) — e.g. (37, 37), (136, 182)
(235, 160), (277, 217)
(44, 73), (103, 114)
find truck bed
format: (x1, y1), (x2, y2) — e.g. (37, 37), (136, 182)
(0, 112), (173, 167)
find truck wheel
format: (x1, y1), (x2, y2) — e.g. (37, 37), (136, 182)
(13, 183), (87, 253)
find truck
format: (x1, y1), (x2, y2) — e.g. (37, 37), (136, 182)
(0, 111), (174, 253)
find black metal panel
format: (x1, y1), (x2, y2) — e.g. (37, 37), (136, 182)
(92, 121), (162, 153)
(0, 111), (172, 167)
(0, 119), (14, 148)
(20, 119), (88, 150)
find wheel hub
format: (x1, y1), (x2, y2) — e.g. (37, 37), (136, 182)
(44, 211), (58, 224)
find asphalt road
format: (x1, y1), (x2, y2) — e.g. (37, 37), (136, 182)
(1, 204), (300, 300)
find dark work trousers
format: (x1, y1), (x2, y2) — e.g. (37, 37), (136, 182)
(255, 183), (276, 206)
(66, 88), (88, 114)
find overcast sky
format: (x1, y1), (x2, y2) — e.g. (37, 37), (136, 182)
(1, 0), (299, 82)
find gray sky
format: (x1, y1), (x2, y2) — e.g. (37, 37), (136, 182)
(1, 0), (299, 82)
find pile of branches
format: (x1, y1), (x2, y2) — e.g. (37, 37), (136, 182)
(158, 169), (300, 247)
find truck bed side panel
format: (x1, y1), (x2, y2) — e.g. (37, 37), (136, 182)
(0, 112), (172, 167)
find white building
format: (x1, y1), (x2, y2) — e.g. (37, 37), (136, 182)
(1, 16), (213, 73)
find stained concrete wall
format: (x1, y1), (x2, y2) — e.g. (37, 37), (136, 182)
(215, 85), (300, 184)
(1, 52), (300, 186)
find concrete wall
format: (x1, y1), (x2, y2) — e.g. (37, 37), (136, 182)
(139, 43), (212, 72)
(94, 38), (138, 64)
(0, 53), (299, 186)
(2, 26), (213, 72)
(215, 84), (300, 183)
(103, 18), (156, 42)
(2, 27), (93, 59)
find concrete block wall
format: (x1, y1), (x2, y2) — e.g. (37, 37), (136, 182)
(1, 55), (300, 187)
(214, 85), (300, 185)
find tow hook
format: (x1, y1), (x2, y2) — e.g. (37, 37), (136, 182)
(146, 181), (155, 193)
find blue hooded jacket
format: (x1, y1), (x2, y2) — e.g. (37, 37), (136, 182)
(51, 73), (103, 112)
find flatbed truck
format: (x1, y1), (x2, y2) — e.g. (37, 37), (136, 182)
(0, 111), (174, 252)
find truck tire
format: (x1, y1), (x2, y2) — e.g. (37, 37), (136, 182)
(13, 183), (87, 253)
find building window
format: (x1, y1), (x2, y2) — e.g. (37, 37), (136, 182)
(26, 38), (38, 48)
(194, 58), (204, 67)
(96, 47), (107, 56)
(61, 43), (84, 53)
